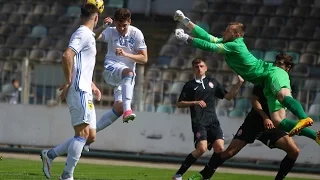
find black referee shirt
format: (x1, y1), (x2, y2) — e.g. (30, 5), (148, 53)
(178, 77), (227, 130)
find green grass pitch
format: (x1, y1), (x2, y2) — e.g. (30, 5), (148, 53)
(0, 158), (314, 180)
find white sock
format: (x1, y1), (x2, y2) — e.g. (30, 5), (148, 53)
(121, 75), (134, 112)
(96, 108), (120, 132)
(62, 136), (86, 178)
(52, 138), (73, 158)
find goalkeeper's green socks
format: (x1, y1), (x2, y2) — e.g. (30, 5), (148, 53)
(281, 96), (308, 120)
(280, 119), (316, 140)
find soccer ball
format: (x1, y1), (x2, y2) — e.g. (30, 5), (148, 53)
(85, 0), (104, 14)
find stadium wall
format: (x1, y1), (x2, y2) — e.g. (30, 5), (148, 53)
(0, 103), (319, 165)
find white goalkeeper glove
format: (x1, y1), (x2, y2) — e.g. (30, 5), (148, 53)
(174, 10), (190, 26)
(174, 29), (189, 43)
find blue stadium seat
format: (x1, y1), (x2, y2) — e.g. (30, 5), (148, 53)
(107, 0), (124, 8)
(30, 25), (47, 38)
(156, 105), (174, 114)
(235, 98), (251, 110)
(264, 50), (280, 62)
(250, 50), (264, 59)
(66, 5), (81, 17)
(228, 109), (245, 118)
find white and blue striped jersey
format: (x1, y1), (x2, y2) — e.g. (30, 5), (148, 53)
(68, 25), (96, 93)
(101, 25), (147, 71)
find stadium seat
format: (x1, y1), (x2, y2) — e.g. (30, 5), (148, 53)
(286, 17), (304, 27)
(156, 56), (171, 67)
(12, 48), (29, 61)
(257, 5), (277, 16)
(244, 37), (256, 49)
(250, 50), (264, 59)
(0, 13), (8, 24)
(29, 49), (46, 61)
(16, 4), (33, 15)
(220, 61), (232, 72)
(4, 36), (21, 48)
(156, 105), (174, 114)
(308, 104), (320, 116)
(33, 4), (50, 15)
(208, 2), (227, 13)
(159, 44), (178, 56)
(21, 37), (38, 49)
(145, 69), (161, 81)
(235, 98), (251, 110)
(288, 40), (306, 53)
(264, 50), (280, 62)
(1, 3), (17, 14)
(291, 64), (309, 77)
(275, 6), (292, 17)
(197, 22), (210, 32)
(169, 82), (185, 94)
(0, 36), (4, 47)
(225, 3), (240, 14)
(260, 27), (278, 38)
(254, 38), (270, 50)
(66, 5), (81, 17)
(0, 25), (14, 36)
(41, 15), (58, 27)
(15, 25), (30, 37)
(240, 4), (258, 15)
(178, 46), (194, 58)
(58, 16), (73, 27)
(292, 7), (310, 17)
(30, 25), (47, 38)
(191, 0), (208, 13)
(313, 30), (320, 41)
(278, 27), (297, 39)
(252, 16), (269, 27)
(310, 7), (320, 18)
(285, 51), (300, 64)
(8, 14), (23, 25)
(305, 41), (320, 54)
(144, 103), (155, 112)
(38, 37), (54, 50)
(169, 57), (185, 69)
(299, 53), (317, 65)
(162, 70), (177, 82)
(268, 17), (285, 27)
(269, 39), (288, 51)
(295, 28), (314, 40)
(0, 47), (12, 60)
(178, 71), (193, 82)
(50, 4), (65, 16)
(48, 27), (65, 38)
(24, 14), (41, 25)
(235, 15), (253, 25)
(297, 0), (314, 6)
(107, 0), (124, 8)
(45, 50), (62, 62)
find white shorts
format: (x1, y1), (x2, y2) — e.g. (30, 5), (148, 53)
(103, 61), (135, 102)
(66, 88), (96, 129)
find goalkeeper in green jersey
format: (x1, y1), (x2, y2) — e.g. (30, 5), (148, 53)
(173, 10), (313, 137)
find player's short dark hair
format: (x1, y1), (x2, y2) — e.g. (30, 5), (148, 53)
(81, 4), (99, 18)
(276, 53), (295, 71)
(228, 22), (245, 36)
(192, 57), (206, 67)
(114, 8), (131, 22)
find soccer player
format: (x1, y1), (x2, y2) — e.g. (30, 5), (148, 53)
(172, 58), (244, 180)
(173, 10), (313, 137)
(82, 8), (148, 151)
(40, 4), (101, 180)
(188, 54), (320, 180)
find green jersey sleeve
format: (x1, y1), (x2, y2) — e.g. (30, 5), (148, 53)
(192, 37), (237, 54)
(192, 25), (223, 43)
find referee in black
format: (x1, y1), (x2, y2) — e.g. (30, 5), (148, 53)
(172, 57), (244, 180)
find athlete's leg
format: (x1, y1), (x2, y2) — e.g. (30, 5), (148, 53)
(273, 135), (299, 180)
(121, 68), (136, 122)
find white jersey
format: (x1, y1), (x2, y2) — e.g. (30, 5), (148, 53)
(101, 25), (147, 70)
(68, 25), (96, 93)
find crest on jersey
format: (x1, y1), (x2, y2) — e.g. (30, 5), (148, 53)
(196, 132), (201, 138)
(208, 82), (214, 88)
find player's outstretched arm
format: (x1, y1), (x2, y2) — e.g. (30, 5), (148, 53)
(224, 76), (244, 100)
(174, 10), (222, 43)
(94, 17), (113, 41)
(174, 29), (229, 54)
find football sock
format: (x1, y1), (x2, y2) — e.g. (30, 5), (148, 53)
(122, 75), (134, 112)
(62, 136), (86, 179)
(281, 96), (308, 119)
(48, 138), (74, 159)
(96, 108), (120, 132)
(200, 153), (225, 179)
(275, 155), (296, 180)
(176, 153), (197, 175)
(280, 119), (317, 140)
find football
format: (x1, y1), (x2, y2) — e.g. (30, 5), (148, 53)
(85, 0), (104, 14)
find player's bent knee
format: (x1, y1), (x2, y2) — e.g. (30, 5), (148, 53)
(288, 147), (300, 159)
(277, 88), (291, 102)
(113, 101), (124, 115)
(223, 148), (238, 159)
(196, 145), (207, 155)
(214, 146), (224, 153)
(122, 68), (134, 78)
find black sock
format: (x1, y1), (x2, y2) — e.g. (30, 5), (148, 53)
(176, 153), (197, 175)
(275, 155), (296, 180)
(200, 153), (225, 179)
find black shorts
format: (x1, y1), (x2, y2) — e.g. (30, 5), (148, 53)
(193, 125), (224, 150)
(233, 114), (287, 148)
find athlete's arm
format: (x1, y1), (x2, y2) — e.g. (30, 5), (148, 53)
(177, 83), (206, 108)
(62, 48), (75, 84)
(187, 37), (231, 54)
(91, 82), (101, 101)
(224, 76), (244, 100)
(187, 23), (223, 43)
(117, 48), (148, 64)
(95, 17), (113, 41)
(251, 95), (270, 121)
